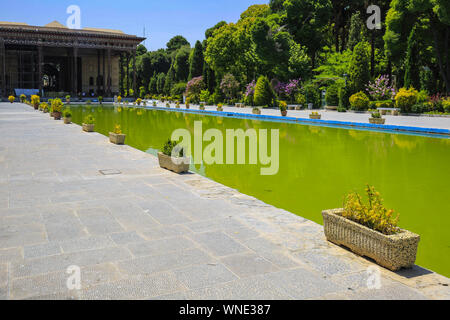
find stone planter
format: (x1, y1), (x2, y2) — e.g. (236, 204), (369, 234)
(216, 107), (223, 112)
(392, 110), (399, 116)
(82, 123), (95, 132)
(281, 110), (287, 117)
(43, 109), (49, 113)
(33, 104), (39, 110)
(157, 152), (190, 174)
(252, 108), (261, 115)
(287, 105), (297, 110)
(109, 132), (126, 145)
(309, 114), (321, 120)
(63, 117), (72, 124)
(53, 111), (62, 120)
(325, 106), (338, 111)
(199, 106), (205, 110)
(295, 105), (303, 110)
(185, 105), (190, 109)
(369, 118), (385, 124)
(322, 209), (420, 271)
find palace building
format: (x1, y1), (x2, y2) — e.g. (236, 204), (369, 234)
(0, 21), (145, 98)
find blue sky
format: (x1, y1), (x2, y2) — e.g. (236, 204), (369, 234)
(1, 0), (266, 50)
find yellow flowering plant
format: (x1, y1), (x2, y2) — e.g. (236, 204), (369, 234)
(8, 96), (15, 103)
(113, 124), (122, 134)
(341, 185), (400, 235)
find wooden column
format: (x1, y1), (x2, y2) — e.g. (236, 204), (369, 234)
(0, 38), (6, 98)
(38, 46), (43, 97)
(132, 50), (136, 97)
(97, 50), (101, 95)
(107, 47), (111, 96)
(73, 47), (78, 96)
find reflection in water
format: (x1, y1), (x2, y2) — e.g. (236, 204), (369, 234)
(70, 106), (450, 277)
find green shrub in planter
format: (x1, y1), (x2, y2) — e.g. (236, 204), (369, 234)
(395, 87), (418, 113)
(349, 91), (370, 111)
(253, 76), (273, 107)
(375, 100), (394, 109)
(84, 114), (95, 124)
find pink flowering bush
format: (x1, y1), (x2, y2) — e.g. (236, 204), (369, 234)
(220, 73), (240, 101)
(244, 80), (256, 105)
(185, 76), (205, 102)
(366, 75), (397, 101)
(272, 78), (301, 103)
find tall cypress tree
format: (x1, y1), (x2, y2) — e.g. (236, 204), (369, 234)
(188, 41), (204, 80)
(348, 41), (371, 94)
(404, 25), (420, 89)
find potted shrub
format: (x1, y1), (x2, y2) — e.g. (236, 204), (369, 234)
(199, 103), (205, 110)
(109, 124), (126, 145)
(51, 98), (63, 119)
(369, 111), (385, 124)
(185, 97), (191, 109)
(8, 96), (15, 103)
(136, 98), (142, 106)
(166, 102), (170, 108)
(20, 94), (26, 103)
(322, 185), (420, 271)
(98, 96), (103, 104)
(31, 95), (40, 110)
(40, 102), (49, 113)
(158, 139), (190, 174)
(216, 103), (223, 112)
(63, 109), (72, 124)
(279, 101), (288, 117)
(176, 101), (181, 108)
(66, 95), (71, 104)
(252, 107), (261, 115)
(349, 91), (370, 111)
(82, 114), (95, 132)
(309, 111), (321, 119)
(117, 96), (122, 104)
(152, 101), (157, 107)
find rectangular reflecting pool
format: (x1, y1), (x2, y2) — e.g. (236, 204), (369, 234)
(70, 105), (450, 277)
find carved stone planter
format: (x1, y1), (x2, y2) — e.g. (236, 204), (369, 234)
(216, 107), (223, 112)
(53, 111), (62, 120)
(322, 208), (420, 271)
(309, 114), (321, 120)
(63, 117), (71, 124)
(281, 110), (287, 117)
(157, 152), (190, 174)
(369, 118), (386, 124)
(109, 133), (126, 145)
(82, 123), (95, 132)
(199, 106), (205, 110)
(252, 108), (261, 115)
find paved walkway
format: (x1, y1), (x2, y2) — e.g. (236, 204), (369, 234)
(0, 103), (449, 300)
(153, 102), (450, 131)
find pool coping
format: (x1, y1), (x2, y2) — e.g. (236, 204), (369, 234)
(139, 106), (450, 137)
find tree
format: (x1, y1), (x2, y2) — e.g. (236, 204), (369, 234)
(289, 42), (312, 79)
(284, 0), (332, 69)
(348, 41), (371, 94)
(173, 46), (191, 82)
(240, 4), (271, 19)
(166, 36), (190, 53)
(164, 65), (175, 94)
(205, 21), (227, 39)
(220, 73), (240, 101)
(188, 41), (204, 80)
(148, 73), (157, 94)
(156, 73), (166, 94)
(347, 11), (367, 51)
(315, 47), (352, 80)
(253, 76), (273, 107)
(404, 25), (420, 89)
(136, 44), (147, 56)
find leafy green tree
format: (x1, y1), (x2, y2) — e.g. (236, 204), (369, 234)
(240, 4), (271, 19)
(188, 41), (204, 80)
(404, 25), (420, 89)
(164, 65), (175, 94)
(205, 21), (227, 39)
(347, 11), (367, 51)
(288, 42), (311, 79)
(348, 41), (371, 94)
(314, 47), (352, 80)
(173, 46), (191, 82)
(166, 36), (190, 53)
(148, 73), (157, 94)
(156, 73), (166, 94)
(284, 0), (332, 69)
(253, 76), (273, 107)
(136, 44), (147, 56)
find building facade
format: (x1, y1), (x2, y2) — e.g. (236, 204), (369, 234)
(0, 21), (145, 98)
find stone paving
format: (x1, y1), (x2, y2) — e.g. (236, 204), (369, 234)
(0, 102), (449, 300)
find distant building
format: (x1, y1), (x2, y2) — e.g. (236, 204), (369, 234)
(0, 21), (145, 98)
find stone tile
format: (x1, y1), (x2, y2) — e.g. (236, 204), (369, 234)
(24, 243), (62, 259)
(0, 264), (7, 287)
(43, 211), (87, 241)
(127, 236), (196, 258)
(293, 250), (364, 276)
(140, 225), (192, 240)
(347, 284), (429, 300)
(117, 248), (214, 275)
(140, 200), (192, 225)
(105, 201), (160, 230)
(59, 236), (116, 253)
(0, 223), (47, 248)
(220, 253), (279, 278)
(77, 210), (125, 235)
(0, 248), (23, 263)
(224, 227), (260, 241)
(264, 268), (345, 299)
(109, 231), (145, 245)
(81, 273), (186, 300)
(184, 217), (245, 233)
(12, 247), (132, 278)
(190, 231), (249, 257)
(0, 286), (7, 300)
(173, 263), (238, 290)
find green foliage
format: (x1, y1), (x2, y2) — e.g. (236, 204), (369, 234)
(170, 82), (187, 97)
(83, 114), (95, 125)
(295, 92), (306, 105)
(325, 83), (340, 106)
(199, 90), (210, 103)
(279, 100), (287, 111)
(395, 87), (418, 113)
(51, 98), (63, 112)
(166, 35), (190, 53)
(348, 41), (371, 94)
(347, 11), (367, 50)
(338, 86), (351, 109)
(220, 73), (240, 100)
(315, 47), (352, 81)
(349, 92), (370, 111)
(240, 4), (271, 19)
(63, 109), (72, 118)
(162, 139), (184, 157)
(302, 83), (321, 109)
(253, 76), (273, 107)
(20, 94), (26, 102)
(188, 41), (204, 80)
(173, 46), (191, 82)
(374, 100), (395, 109)
(404, 25), (420, 89)
(341, 185), (400, 235)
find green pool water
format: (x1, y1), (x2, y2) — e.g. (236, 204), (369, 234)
(70, 105), (450, 277)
